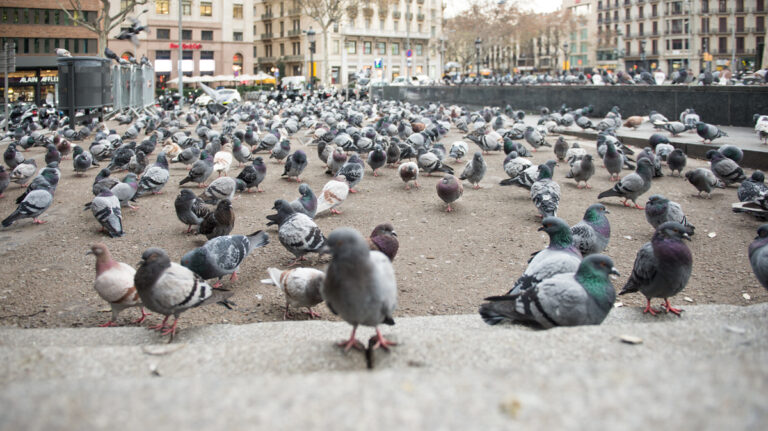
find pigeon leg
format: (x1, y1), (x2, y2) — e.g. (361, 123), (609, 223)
(132, 307), (150, 325)
(445, 204), (453, 212)
(577, 183), (584, 189)
(198, 183), (207, 188)
(32, 218), (47, 224)
(186, 225), (193, 233)
(373, 170), (379, 177)
(287, 256), (308, 267)
(404, 184), (411, 190)
(160, 317), (180, 342)
(585, 182), (592, 189)
(229, 271), (239, 282)
(414, 181), (420, 189)
(128, 204), (139, 211)
(330, 208), (343, 215)
(148, 315), (170, 331)
(305, 307), (321, 319)
(642, 299), (659, 316)
(99, 320), (118, 327)
(338, 326), (365, 352)
(372, 327), (397, 351)
(633, 202), (645, 210)
(283, 305), (293, 320)
(296, 177), (302, 183)
(622, 198), (632, 207)
(662, 299), (683, 316)
(0, 193), (4, 198)
(212, 280), (224, 288)
(349, 188), (359, 193)
(257, 186), (264, 193)
(473, 184), (481, 190)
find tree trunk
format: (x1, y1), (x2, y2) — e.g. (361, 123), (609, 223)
(98, 32), (108, 58)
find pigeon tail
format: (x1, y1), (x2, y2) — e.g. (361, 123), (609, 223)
(247, 230), (270, 249)
(479, 295), (523, 326)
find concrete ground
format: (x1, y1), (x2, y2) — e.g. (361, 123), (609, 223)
(1, 303), (766, 430)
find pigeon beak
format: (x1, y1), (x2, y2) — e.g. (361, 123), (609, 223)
(85, 250), (94, 256)
(537, 226), (545, 232)
(318, 244), (331, 255)
(610, 267), (620, 277)
(391, 231), (398, 237)
(682, 232), (692, 241)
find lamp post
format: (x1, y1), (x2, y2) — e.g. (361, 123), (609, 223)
(562, 42), (569, 72)
(270, 66), (277, 89)
(615, 28), (624, 72)
(439, 37), (446, 80)
(640, 39), (647, 71)
(475, 38), (482, 78)
(307, 27), (316, 92)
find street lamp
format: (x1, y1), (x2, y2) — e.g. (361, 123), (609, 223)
(307, 27), (316, 91)
(475, 38), (482, 78)
(640, 40), (647, 72)
(270, 66), (278, 89)
(563, 42), (569, 72)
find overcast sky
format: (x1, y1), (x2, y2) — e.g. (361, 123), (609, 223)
(444, 0), (563, 18)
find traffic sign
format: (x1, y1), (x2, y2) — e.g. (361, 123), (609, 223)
(406, 49), (412, 58)
(374, 58), (382, 68)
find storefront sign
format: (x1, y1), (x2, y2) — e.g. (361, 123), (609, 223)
(11, 75), (59, 84)
(170, 43), (202, 49)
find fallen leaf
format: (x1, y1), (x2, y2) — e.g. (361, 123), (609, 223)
(683, 297), (694, 303)
(499, 398), (522, 419)
(708, 232), (717, 238)
(619, 335), (643, 345)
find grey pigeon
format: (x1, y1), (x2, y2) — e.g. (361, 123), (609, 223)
(281, 150), (308, 182)
(738, 171), (768, 202)
(501, 159), (556, 189)
(109, 173), (139, 209)
(506, 217), (583, 296)
(232, 139), (252, 166)
(92, 169), (117, 196)
(571, 203), (611, 256)
(637, 147), (664, 178)
(0, 166), (9, 197)
(656, 121), (693, 136)
(89, 190), (124, 237)
(524, 126), (550, 150)
(367, 144), (387, 176)
(10, 159), (37, 187)
(127, 150), (147, 176)
(620, 222), (692, 316)
(696, 122), (728, 144)
(749, 224), (768, 291)
(685, 168), (723, 198)
(449, 141), (468, 162)
(459, 151), (487, 189)
(566, 154), (595, 189)
(531, 165), (560, 218)
(321, 227), (397, 351)
(553, 136), (568, 161)
(602, 141), (623, 181)
(44, 144), (61, 166)
(327, 146), (347, 176)
(718, 145), (743, 164)
(706, 149), (746, 186)
(181, 231), (269, 287)
(4, 143), (25, 170)
(338, 153), (365, 192)
(270, 139), (291, 163)
(199, 176), (241, 205)
(179, 150), (214, 188)
(171, 146), (201, 166)
(175, 189), (211, 233)
(289, 183), (317, 218)
(270, 199), (326, 265)
(2, 183), (53, 226)
(417, 147), (454, 176)
(436, 174), (463, 212)
(134, 248), (234, 342)
(479, 254), (618, 328)
(667, 149), (687, 176)
(597, 158), (654, 209)
(500, 151), (532, 184)
(236, 156), (267, 192)
(264, 267), (325, 319)
(198, 199), (235, 240)
(645, 194), (695, 234)
(135, 152), (169, 197)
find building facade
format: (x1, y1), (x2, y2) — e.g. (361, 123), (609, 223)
(0, 0), (100, 104)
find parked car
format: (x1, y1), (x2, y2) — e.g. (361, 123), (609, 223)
(195, 88), (241, 105)
(390, 76), (411, 86)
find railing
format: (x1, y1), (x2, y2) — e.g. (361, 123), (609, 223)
(287, 8), (301, 16)
(392, 11), (401, 19)
(287, 29), (301, 37)
(417, 13), (425, 21)
(282, 55), (303, 62)
(260, 33), (273, 40)
(716, 27), (732, 34)
(261, 12), (273, 20)
(257, 56), (276, 63)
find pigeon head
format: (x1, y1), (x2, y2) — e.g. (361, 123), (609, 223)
(155, 151), (169, 168)
(536, 164), (553, 180)
(298, 183), (312, 197)
(123, 173), (138, 184)
(235, 178), (247, 192)
(371, 222), (396, 238)
(86, 243), (119, 275)
(292, 150), (307, 164)
(73, 145), (84, 156)
(538, 217), (573, 248)
(254, 156), (264, 164)
(755, 224), (768, 241)
(655, 221), (692, 242)
(178, 189), (196, 201)
(575, 254), (619, 309)
(751, 170), (765, 183)
(139, 247), (171, 267)
(324, 227), (368, 258)
(216, 199), (233, 212)
(583, 203), (609, 222)
(472, 151), (483, 162)
(636, 158), (654, 175)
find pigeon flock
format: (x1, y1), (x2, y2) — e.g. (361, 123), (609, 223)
(1, 94), (766, 354)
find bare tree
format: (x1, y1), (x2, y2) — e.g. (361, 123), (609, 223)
(58, 0), (149, 57)
(297, 0), (361, 86)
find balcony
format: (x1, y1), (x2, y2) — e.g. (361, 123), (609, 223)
(417, 0), (424, 3)
(716, 27), (732, 34)
(392, 11), (401, 19)
(260, 33), (274, 40)
(261, 12), (273, 20)
(282, 55), (304, 62)
(735, 27), (748, 34)
(417, 13), (425, 21)
(257, 56), (276, 63)
(362, 7), (374, 17)
(406, 12), (413, 20)
(287, 8), (301, 16)
(287, 29), (301, 37)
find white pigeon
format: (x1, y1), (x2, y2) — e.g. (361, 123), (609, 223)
(316, 175), (350, 215)
(263, 267), (325, 319)
(213, 143), (234, 177)
(54, 48), (72, 57)
(87, 243), (148, 327)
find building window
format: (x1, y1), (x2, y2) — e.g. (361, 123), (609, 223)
(346, 41), (356, 54)
(639, 22), (644, 36)
(156, 0), (170, 15)
(333, 40), (339, 54)
(380, 19), (385, 30)
(201, 50), (214, 59)
(156, 50), (171, 60)
(736, 37), (744, 53)
(638, 5), (644, 18)
(182, 1), (192, 16)
(376, 42), (386, 55)
(758, 0), (765, 12)
(363, 41), (372, 54)
(233, 4), (243, 19)
(234, 32), (243, 41)
(182, 29), (192, 40)
(201, 2), (213, 17)
(758, 16), (765, 33)
(253, 46), (258, 56)
(392, 42), (399, 55)
(201, 30), (213, 41)
(182, 50), (193, 60)
(718, 37), (726, 52)
(280, 43), (285, 56)
(415, 43), (422, 56)
(431, 26), (436, 37)
(157, 28), (170, 40)
(393, 21), (398, 31)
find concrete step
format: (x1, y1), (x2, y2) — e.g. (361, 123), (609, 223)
(1, 304), (766, 429)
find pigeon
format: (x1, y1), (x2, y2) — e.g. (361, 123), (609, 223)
(236, 156), (267, 192)
(749, 224), (768, 291)
(597, 158), (654, 209)
(566, 154), (595, 189)
(571, 203), (611, 256)
(417, 147), (454, 176)
(213, 143), (233, 177)
(706, 149), (746, 186)
(315, 175), (350, 215)
(504, 217), (583, 296)
(181, 231), (269, 287)
(73, 145), (99, 175)
(479, 254), (618, 328)
(0, 166), (9, 198)
(500, 151), (532, 183)
(4, 143), (25, 170)
(231, 139), (252, 166)
(171, 146), (201, 167)
(1, 183), (53, 226)
(89, 190), (124, 237)
(718, 144), (743, 164)
(199, 176), (241, 205)
(667, 149), (687, 176)
(320, 227), (397, 351)
(366, 144), (387, 177)
(385, 141), (401, 167)
(281, 150), (308, 182)
(135, 152), (169, 197)
(338, 153), (365, 192)
(92, 169), (117, 196)
(368, 222), (399, 261)
(108, 173), (139, 209)
(134, 247), (234, 342)
(623, 116), (645, 129)
(327, 146), (347, 176)
(270, 139), (291, 163)
(754, 114), (768, 144)
(459, 151), (487, 189)
(530, 165), (560, 218)
(15, 166), (58, 205)
(524, 126), (550, 151)
(656, 121), (693, 136)
(738, 171), (768, 202)
(398, 161), (420, 190)
(436, 174), (463, 212)
(553, 136), (569, 161)
(44, 144), (61, 166)
(175, 189), (211, 233)
(10, 160), (37, 188)
(196, 198), (235, 239)
(270, 199), (326, 265)
(603, 141), (623, 181)
(127, 150), (147, 176)
(685, 168), (723, 198)
(264, 267), (325, 319)
(645, 194), (695, 234)
(288, 183), (317, 218)
(179, 150), (214, 187)
(696, 122), (728, 144)
(54, 47), (72, 57)
(620, 222), (692, 316)
(655, 143), (674, 161)
(87, 243), (148, 327)
(449, 141), (468, 163)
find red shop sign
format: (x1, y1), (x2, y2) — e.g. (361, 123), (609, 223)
(169, 43), (202, 49)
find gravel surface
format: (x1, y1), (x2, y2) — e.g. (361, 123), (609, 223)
(0, 119), (764, 330)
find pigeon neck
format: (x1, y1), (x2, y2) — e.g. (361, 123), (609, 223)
(95, 253), (119, 275)
(749, 237), (768, 258)
(548, 228), (573, 249)
(574, 267), (612, 309)
(652, 236), (692, 266)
